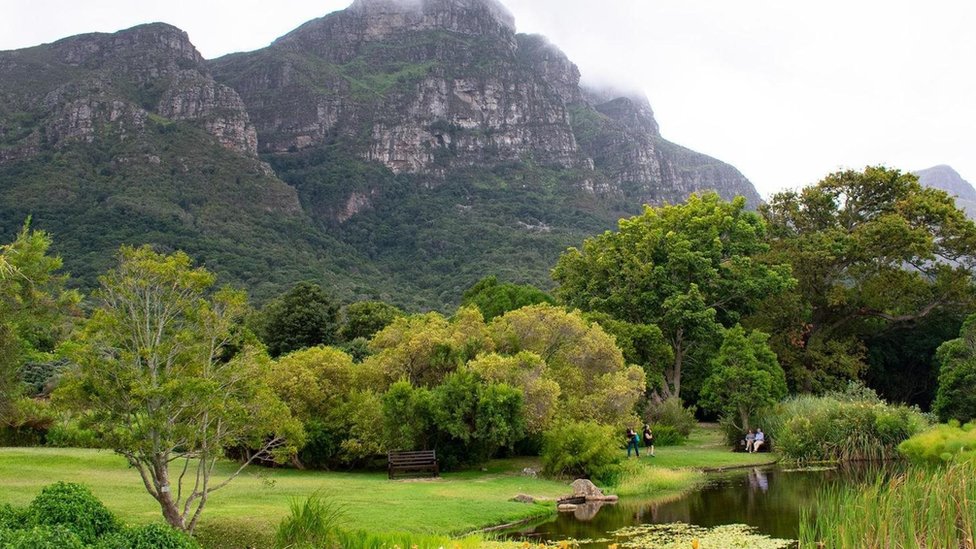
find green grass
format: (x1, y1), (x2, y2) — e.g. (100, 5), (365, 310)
(639, 424), (777, 470)
(0, 449), (567, 548)
(611, 424), (776, 498)
(0, 424), (764, 548)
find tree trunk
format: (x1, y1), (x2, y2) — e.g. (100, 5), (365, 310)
(739, 405), (750, 433)
(154, 458), (186, 530)
(671, 341), (684, 400)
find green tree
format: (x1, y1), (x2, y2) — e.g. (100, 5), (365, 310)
(553, 193), (793, 401)
(460, 275), (555, 320)
(466, 351), (561, 434)
(759, 167), (976, 392)
(0, 221), (79, 424)
(268, 346), (385, 468)
(933, 315), (976, 423)
(254, 282), (339, 357)
(364, 307), (491, 388)
(489, 304), (645, 427)
(338, 300), (402, 342)
(700, 325), (787, 431)
(59, 246), (302, 533)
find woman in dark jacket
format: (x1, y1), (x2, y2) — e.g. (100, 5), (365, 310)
(642, 423), (656, 457)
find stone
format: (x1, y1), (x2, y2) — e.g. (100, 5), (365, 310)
(511, 494), (535, 504)
(571, 479), (604, 498)
(521, 467), (538, 478)
(557, 503), (578, 512)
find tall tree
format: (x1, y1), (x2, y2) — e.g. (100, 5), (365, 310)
(758, 166), (976, 392)
(60, 246), (302, 533)
(254, 281), (339, 357)
(700, 325), (787, 431)
(553, 193), (793, 401)
(0, 221), (79, 423)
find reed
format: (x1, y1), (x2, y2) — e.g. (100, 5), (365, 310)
(762, 385), (929, 464)
(799, 462), (976, 548)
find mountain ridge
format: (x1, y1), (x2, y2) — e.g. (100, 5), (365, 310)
(0, 1), (762, 309)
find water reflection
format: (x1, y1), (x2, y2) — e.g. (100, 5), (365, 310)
(511, 464), (892, 547)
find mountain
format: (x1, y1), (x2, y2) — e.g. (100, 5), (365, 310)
(915, 165), (976, 218)
(1, 0), (761, 309)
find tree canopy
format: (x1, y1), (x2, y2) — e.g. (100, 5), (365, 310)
(253, 282), (340, 357)
(553, 192), (793, 401)
(700, 325), (787, 431)
(460, 275), (555, 320)
(757, 166), (976, 392)
(933, 314), (976, 424)
(0, 221), (79, 424)
(59, 246), (302, 532)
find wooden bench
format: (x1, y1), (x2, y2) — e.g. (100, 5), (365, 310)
(388, 450), (439, 480)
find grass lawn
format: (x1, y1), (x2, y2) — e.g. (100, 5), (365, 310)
(612, 424), (776, 497)
(641, 424), (777, 470)
(0, 424), (773, 548)
(0, 449), (569, 547)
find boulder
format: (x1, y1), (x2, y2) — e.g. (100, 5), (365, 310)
(571, 479), (604, 498)
(511, 494), (536, 504)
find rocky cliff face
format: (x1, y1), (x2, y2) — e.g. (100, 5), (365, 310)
(0, 23), (258, 160)
(0, 0), (764, 309)
(211, 0), (760, 208)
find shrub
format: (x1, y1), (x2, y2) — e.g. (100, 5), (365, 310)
(541, 421), (622, 485)
(898, 421), (976, 465)
(27, 482), (120, 544)
(764, 385), (929, 463)
(650, 425), (685, 447)
(44, 419), (103, 449)
(96, 524), (199, 549)
(274, 494), (345, 549)
(0, 504), (26, 530)
(644, 398), (696, 442)
(0, 525), (85, 549)
(121, 524), (199, 549)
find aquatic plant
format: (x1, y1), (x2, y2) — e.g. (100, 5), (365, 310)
(609, 523), (794, 549)
(799, 462), (976, 548)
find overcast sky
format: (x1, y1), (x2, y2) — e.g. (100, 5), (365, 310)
(2, 0), (973, 198)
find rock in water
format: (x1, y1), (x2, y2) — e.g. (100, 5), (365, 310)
(571, 479), (604, 498)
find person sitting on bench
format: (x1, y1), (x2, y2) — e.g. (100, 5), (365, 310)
(752, 428), (766, 453)
(745, 429), (756, 452)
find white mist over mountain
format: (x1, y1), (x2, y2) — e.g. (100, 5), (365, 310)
(3, 0), (974, 198)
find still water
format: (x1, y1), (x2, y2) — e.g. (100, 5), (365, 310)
(509, 466), (880, 547)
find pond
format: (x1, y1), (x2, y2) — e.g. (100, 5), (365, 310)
(508, 465), (883, 547)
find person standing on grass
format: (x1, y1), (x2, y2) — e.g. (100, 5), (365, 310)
(626, 427), (640, 457)
(642, 423), (656, 457)
(752, 428), (765, 453)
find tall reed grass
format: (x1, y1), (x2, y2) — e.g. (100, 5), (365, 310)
(762, 385), (929, 463)
(799, 462), (976, 548)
